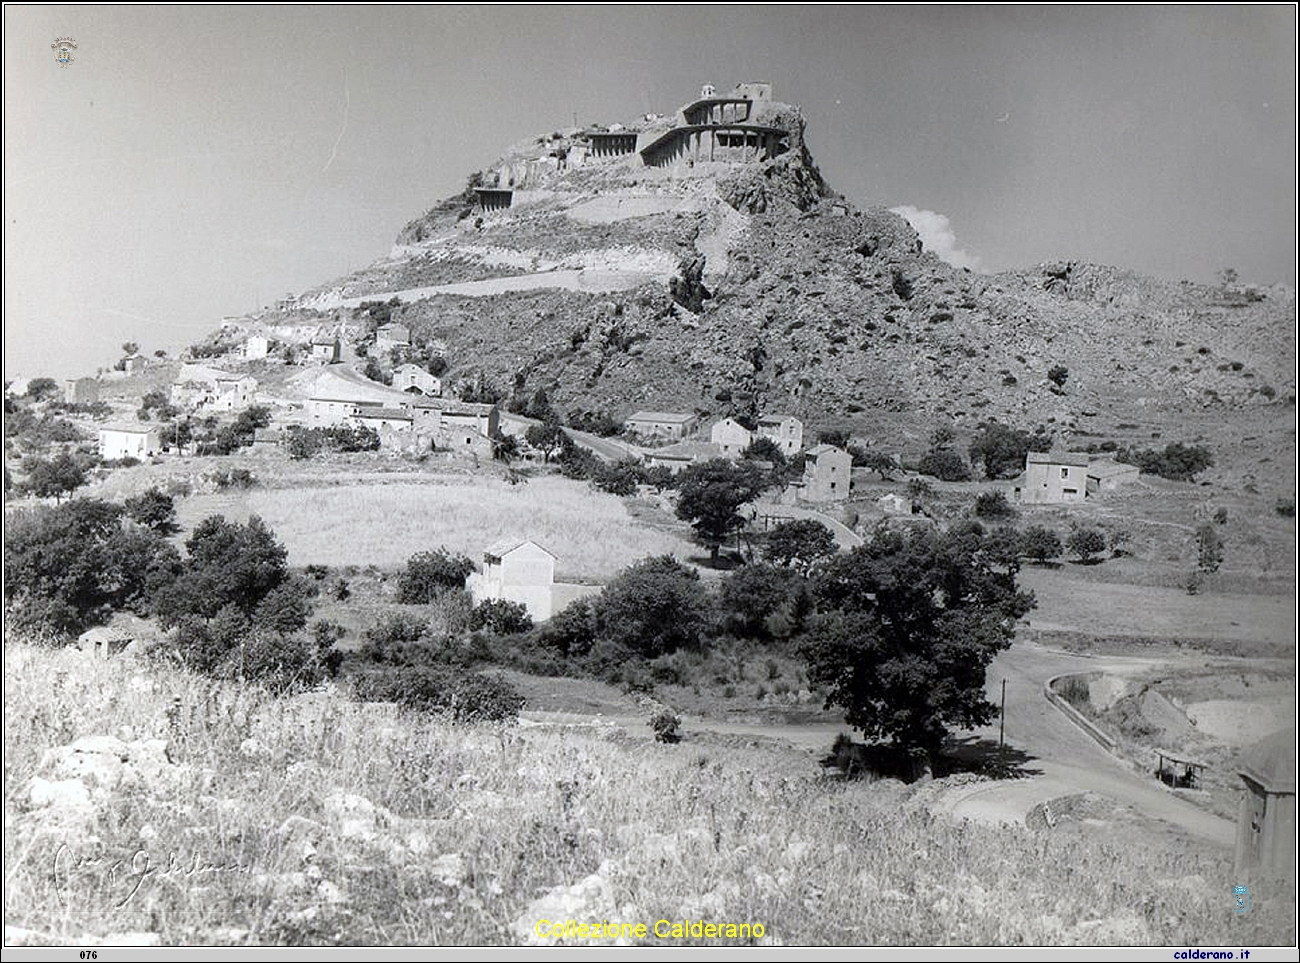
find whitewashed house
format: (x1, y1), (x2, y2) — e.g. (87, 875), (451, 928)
(468, 538), (557, 621)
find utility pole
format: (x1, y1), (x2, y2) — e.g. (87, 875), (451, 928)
(999, 678), (1007, 747)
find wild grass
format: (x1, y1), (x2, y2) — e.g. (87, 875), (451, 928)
(4, 640), (1295, 947)
(177, 475), (697, 580)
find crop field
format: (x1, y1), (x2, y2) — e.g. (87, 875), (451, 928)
(5, 641), (1294, 947)
(175, 474), (697, 580)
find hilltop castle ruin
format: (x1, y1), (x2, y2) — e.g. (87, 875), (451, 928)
(475, 81), (795, 210)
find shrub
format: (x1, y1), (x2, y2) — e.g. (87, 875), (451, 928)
(359, 613), (432, 663)
(594, 555), (712, 658)
(1275, 497), (1295, 518)
(1196, 523), (1223, 574)
(1047, 365), (1069, 387)
(356, 666), (524, 722)
(537, 599), (597, 659)
(649, 709), (682, 744)
(397, 548), (476, 603)
(718, 562), (805, 639)
(973, 491), (1015, 519)
(1116, 442), (1213, 481)
(469, 598), (533, 635)
(124, 487), (179, 535)
(918, 448), (972, 482)
(763, 519), (837, 573)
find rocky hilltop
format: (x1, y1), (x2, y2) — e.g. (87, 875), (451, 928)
(217, 80), (1294, 467)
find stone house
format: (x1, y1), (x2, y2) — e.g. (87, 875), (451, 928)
(393, 363), (442, 396)
(171, 365), (257, 412)
(242, 335), (271, 360)
(710, 417), (753, 457)
(644, 440), (724, 475)
(310, 336), (340, 364)
(756, 415), (803, 456)
(1086, 457), (1141, 495)
(63, 377), (100, 404)
(625, 410), (700, 442)
(99, 425), (161, 461)
(468, 538), (557, 621)
(799, 444), (852, 502)
(375, 323), (411, 353)
(1014, 450), (1089, 504)
(1235, 729), (1296, 881)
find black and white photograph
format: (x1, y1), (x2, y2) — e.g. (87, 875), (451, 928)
(3, 5), (1296, 955)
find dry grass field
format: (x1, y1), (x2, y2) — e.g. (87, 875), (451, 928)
(174, 474), (697, 581)
(5, 640), (1295, 947)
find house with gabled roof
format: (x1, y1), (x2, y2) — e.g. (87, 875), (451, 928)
(1014, 449), (1089, 504)
(798, 444), (852, 502)
(756, 414), (803, 456)
(468, 538), (557, 621)
(709, 417), (753, 457)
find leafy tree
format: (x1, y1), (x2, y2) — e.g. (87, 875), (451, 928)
(1019, 526), (1062, 564)
(25, 377), (59, 402)
(1066, 528), (1107, 563)
(397, 548), (475, 603)
(973, 491), (1015, 519)
(594, 555), (712, 658)
(491, 432), (520, 464)
(151, 515), (297, 625)
(592, 458), (643, 496)
(817, 428), (852, 449)
(674, 459), (768, 563)
(968, 422), (1052, 479)
(742, 435), (787, 468)
(906, 477), (934, 501)
(800, 525), (1035, 767)
(566, 409), (622, 437)
(763, 518), (837, 574)
(20, 451), (87, 502)
(1047, 365), (1069, 387)
(525, 422), (570, 463)
(917, 448), (972, 482)
(1196, 523), (1224, 574)
(718, 562), (807, 640)
(122, 342), (139, 356)
(4, 499), (179, 635)
(469, 598), (533, 635)
(538, 598), (597, 659)
(123, 487), (179, 535)
(855, 449), (898, 480)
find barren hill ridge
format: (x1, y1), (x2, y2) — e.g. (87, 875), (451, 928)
(210, 80), (1294, 455)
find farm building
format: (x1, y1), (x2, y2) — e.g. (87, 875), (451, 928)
(121, 354), (147, 375)
(77, 622), (143, 660)
(1014, 450), (1089, 504)
(393, 364), (442, 396)
(171, 365), (258, 412)
(241, 335), (271, 360)
(1235, 729), (1296, 880)
(644, 440), (724, 475)
(99, 425), (161, 461)
(310, 336), (340, 364)
(1087, 457), (1141, 494)
(798, 444), (852, 503)
(63, 377), (100, 404)
(877, 492), (912, 515)
(756, 415), (803, 456)
(375, 323), (411, 352)
(469, 538), (557, 621)
(625, 410), (700, 442)
(710, 417), (753, 457)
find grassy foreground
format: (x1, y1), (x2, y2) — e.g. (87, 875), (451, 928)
(4, 641), (1294, 946)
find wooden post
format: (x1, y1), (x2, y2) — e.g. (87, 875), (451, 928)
(999, 678), (1006, 747)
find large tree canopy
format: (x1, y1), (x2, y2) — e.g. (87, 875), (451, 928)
(800, 524), (1034, 764)
(674, 459), (767, 561)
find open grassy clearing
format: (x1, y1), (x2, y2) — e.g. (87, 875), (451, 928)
(5, 641), (1294, 947)
(1018, 567), (1296, 650)
(174, 474), (697, 581)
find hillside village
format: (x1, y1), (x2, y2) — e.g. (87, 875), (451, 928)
(3, 79), (1296, 947)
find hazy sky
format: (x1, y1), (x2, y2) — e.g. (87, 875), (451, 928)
(5, 5), (1296, 380)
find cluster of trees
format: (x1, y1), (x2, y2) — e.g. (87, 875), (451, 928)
(917, 425), (972, 482)
(1116, 442), (1214, 481)
(5, 496), (328, 691)
(967, 422), (1054, 479)
(285, 424), (381, 460)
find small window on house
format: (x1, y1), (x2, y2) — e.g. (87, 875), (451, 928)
(465, 436), (472, 445)
(1060, 467), (1069, 478)
(1063, 488), (1078, 495)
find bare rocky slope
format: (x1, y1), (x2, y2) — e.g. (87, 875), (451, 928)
(224, 88), (1295, 480)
